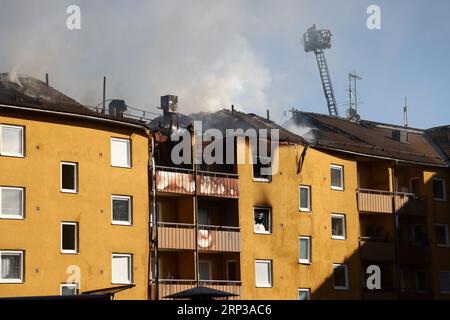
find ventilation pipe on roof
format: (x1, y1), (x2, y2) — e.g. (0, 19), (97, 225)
(231, 104), (235, 113)
(403, 96), (408, 127)
(266, 109), (270, 120)
(45, 73), (49, 87)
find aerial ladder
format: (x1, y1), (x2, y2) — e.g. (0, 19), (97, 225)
(302, 25), (339, 117)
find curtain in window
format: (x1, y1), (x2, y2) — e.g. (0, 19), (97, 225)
(1, 188), (22, 216)
(1, 254), (20, 279)
(113, 199), (129, 222)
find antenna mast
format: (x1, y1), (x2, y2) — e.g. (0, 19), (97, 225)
(347, 73), (362, 121)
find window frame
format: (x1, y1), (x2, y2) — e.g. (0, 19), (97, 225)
(432, 178), (447, 201)
(0, 250), (24, 283)
(111, 195), (132, 226)
(435, 224), (449, 247)
(0, 186), (24, 220)
(255, 259), (273, 288)
(253, 206), (272, 235)
(333, 263), (349, 290)
(439, 271), (450, 294)
(331, 213), (346, 240)
(298, 288), (311, 300)
(299, 185), (311, 212)
(111, 253), (133, 285)
(252, 155), (272, 183)
(415, 270), (427, 293)
(226, 260), (238, 281)
(198, 259), (213, 281)
(61, 222), (78, 254)
(60, 162), (78, 193)
(0, 124), (24, 158)
(409, 177), (421, 195)
(299, 236), (311, 264)
(60, 283), (78, 295)
(110, 138), (131, 168)
(330, 164), (344, 191)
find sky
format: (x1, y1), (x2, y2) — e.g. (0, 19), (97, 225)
(1, 0), (450, 128)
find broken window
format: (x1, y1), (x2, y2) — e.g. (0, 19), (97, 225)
(254, 207), (272, 234)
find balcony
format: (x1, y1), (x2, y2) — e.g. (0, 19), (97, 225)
(359, 237), (395, 262)
(158, 223), (241, 252)
(399, 242), (431, 265)
(153, 279), (242, 300)
(357, 189), (427, 217)
(156, 166), (239, 198)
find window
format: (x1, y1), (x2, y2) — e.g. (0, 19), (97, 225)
(299, 185), (311, 212)
(60, 283), (78, 295)
(333, 263), (349, 290)
(0, 125), (24, 157)
(330, 165), (344, 190)
(0, 251), (23, 283)
(254, 207), (272, 234)
(439, 271), (450, 294)
(433, 178), (446, 201)
(255, 260), (272, 288)
(299, 236), (311, 264)
(331, 214), (346, 240)
(111, 138), (131, 168)
(253, 156), (271, 182)
(435, 224), (449, 247)
(198, 208), (210, 225)
(400, 270), (405, 292)
(61, 162), (77, 193)
(112, 254), (132, 284)
(226, 260), (238, 281)
(112, 195), (132, 225)
(298, 288), (311, 300)
(61, 222), (78, 254)
(0, 187), (24, 219)
(415, 271), (427, 292)
(412, 224), (427, 244)
(199, 260), (212, 280)
(409, 177), (420, 195)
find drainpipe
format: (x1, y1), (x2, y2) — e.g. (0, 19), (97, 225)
(150, 137), (159, 300)
(191, 126), (200, 287)
(391, 161), (401, 297)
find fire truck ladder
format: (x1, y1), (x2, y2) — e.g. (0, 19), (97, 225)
(314, 49), (339, 117)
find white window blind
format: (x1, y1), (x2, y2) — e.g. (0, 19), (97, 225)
(112, 254), (132, 284)
(0, 125), (23, 157)
(0, 187), (23, 218)
(255, 260), (272, 287)
(111, 138), (131, 168)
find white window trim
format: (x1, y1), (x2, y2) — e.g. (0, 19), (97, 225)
(433, 178), (447, 201)
(298, 288), (311, 300)
(436, 224), (449, 247)
(111, 138), (131, 168)
(60, 283), (78, 295)
(299, 236), (311, 264)
(331, 213), (346, 240)
(439, 271), (450, 294)
(253, 207), (272, 235)
(415, 270), (427, 293)
(226, 260), (238, 281)
(330, 164), (344, 191)
(0, 186), (24, 219)
(61, 222), (78, 254)
(60, 162), (78, 193)
(199, 260), (213, 281)
(255, 259), (273, 288)
(112, 253), (133, 284)
(111, 195), (132, 226)
(0, 250), (24, 283)
(333, 263), (349, 290)
(0, 125), (24, 157)
(299, 185), (311, 212)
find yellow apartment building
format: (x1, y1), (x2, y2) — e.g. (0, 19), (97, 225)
(0, 98), (151, 299)
(150, 105), (450, 300)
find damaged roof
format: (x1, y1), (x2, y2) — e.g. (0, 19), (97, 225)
(426, 125), (450, 162)
(286, 111), (448, 167)
(0, 73), (148, 130)
(190, 109), (305, 143)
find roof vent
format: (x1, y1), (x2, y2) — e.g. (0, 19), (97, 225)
(392, 130), (408, 143)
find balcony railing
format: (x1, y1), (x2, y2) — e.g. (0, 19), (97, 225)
(359, 237), (395, 262)
(357, 188), (427, 216)
(153, 279), (242, 300)
(198, 225), (241, 252)
(158, 222), (241, 252)
(156, 166), (239, 198)
(399, 242), (431, 265)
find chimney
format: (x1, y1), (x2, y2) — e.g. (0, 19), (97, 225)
(45, 73), (49, 86)
(392, 129), (408, 143)
(108, 99), (127, 117)
(161, 95), (178, 116)
(266, 109), (270, 120)
(231, 104), (235, 113)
